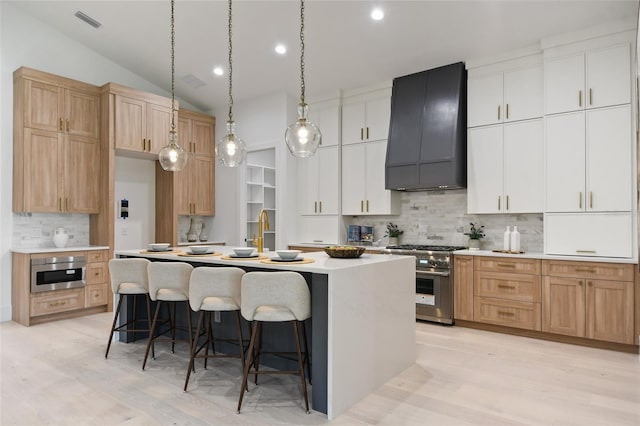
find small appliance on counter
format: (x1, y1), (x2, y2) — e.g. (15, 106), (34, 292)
(347, 225), (374, 244)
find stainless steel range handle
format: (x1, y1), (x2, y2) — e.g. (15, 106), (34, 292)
(416, 270), (450, 278)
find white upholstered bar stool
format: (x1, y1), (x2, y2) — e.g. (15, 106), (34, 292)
(142, 261), (194, 370)
(184, 266), (246, 392)
(105, 258), (152, 358)
(237, 271), (311, 414)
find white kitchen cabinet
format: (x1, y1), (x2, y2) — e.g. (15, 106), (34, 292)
(342, 89), (391, 145)
(545, 105), (631, 213)
(467, 62), (543, 128)
(297, 216), (340, 245)
(342, 140), (399, 215)
(544, 43), (630, 115)
(467, 119), (543, 214)
(298, 146), (339, 215)
(308, 101), (340, 147)
(544, 213), (633, 258)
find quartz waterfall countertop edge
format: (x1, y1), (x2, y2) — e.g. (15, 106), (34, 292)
(454, 249), (638, 264)
(12, 246), (110, 254)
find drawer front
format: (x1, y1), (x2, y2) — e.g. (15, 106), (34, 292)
(474, 297), (541, 330)
(85, 283), (108, 307)
(31, 288), (85, 316)
(475, 256), (541, 274)
(86, 262), (106, 284)
(87, 250), (108, 263)
(542, 260), (634, 282)
(475, 271), (541, 303)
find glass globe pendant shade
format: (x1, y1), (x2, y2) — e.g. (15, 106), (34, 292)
(215, 120), (247, 167)
(285, 103), (321, 157)
(159, 130), (188, 171)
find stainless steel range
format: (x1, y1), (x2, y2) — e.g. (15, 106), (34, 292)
(384, 245), (466, 324)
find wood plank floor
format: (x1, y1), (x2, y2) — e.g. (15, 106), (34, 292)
(1, 312), (639, 425)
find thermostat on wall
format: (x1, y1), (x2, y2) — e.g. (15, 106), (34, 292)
(120, 199), (129, 219)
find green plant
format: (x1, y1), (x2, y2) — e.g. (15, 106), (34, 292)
(385, 222), (404, 238)
(464, 222), (485, 240)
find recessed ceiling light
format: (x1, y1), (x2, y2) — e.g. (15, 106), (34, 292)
(275, 44), (287, 55)
(213, 67), (224, 76)
(371, 8), (384, 21)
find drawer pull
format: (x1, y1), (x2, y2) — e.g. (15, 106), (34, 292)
(497, 263), (515, 268)
(498, 311), (515, 317)
(575, 268), (596, 273)
(575, 250), (596, 254)
(497, 285), (516, 290)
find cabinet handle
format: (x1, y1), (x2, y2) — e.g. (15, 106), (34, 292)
(360, 200), (364, 212)
(579, 90), (582, 107)
(66, 119), (70, 132)
(497, 196), (501, 211)
(506, 104), (509, 120)
(497, 263), (515, 268)
(148, 139), (151, 151)
(497, 105), (500, 120)
(576, 268), (596, 273)
(58, 198), (62, 212)
(589, 192), (593, 209)
(588, 281), (592, 287)
(142, 138), (146, 151)
(65, 198), (69, 211)
(579, 280), (584, 286)
(498, 311), (515, 317)
(366, 127), (370, 139)
(314, 201), (317, 213)
(192, 142), (196, 153)
(59, 118), (64, 131)
(506, 195), (509, 211)
(498, 284), (516, 289)
(589, 88), (592, 106)
(360, 128), (364, 140)
(319, 201), (322, 213)
(576, 250), (596, 254)
(579, 192), (582, 209)
(366, 199), (369, 212)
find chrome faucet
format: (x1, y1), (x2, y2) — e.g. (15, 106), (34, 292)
(252, 209), (270, 253)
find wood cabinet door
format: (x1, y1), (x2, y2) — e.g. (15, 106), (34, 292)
(544, 111), (585, 212)
(364, 140), (390, 214)
(114, 95), (145, 152)
(467, 72), (503, 127)
(341, 102), (365, 145)
(365, 96), (391, 141)
(174, 160), (191, 215)
(503, 64), (543, 122)
(64, 89), (99, 138)
(544, 53), (585, 115)
(586, 105), (632, 212)
(542, 275), (585, 337)
(24, 79), (61, 132)
(191, 155), (215, 216)
(586, 43), (631, 109)
(23, 128), (62, 212)
(503, 119), (543, 213)
(317, 146), (339, 215)
(64, 135), (100, 213)
(178, 116), (192, 155)
(467, 125), (503, 213)
(453, 256), (474, 320)
(585, 279), (633, 344)
(192, 118), (215, 157)
(341, 143), (366, 214)
(146, 102), (172, 155)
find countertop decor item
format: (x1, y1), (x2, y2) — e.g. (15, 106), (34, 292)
(53, 227), (69, 248)
(215, 0), (247, 167)
(324, 246), (365, 258)
(284, 0), (322, 157)
(464, 222), (485, 250)
(158, 0), (188, 171)
(385, 222), (403, 246)
(187, 218), (198, 242)
(198, 222), (208, 242)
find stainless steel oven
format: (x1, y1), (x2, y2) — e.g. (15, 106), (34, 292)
(31, 255), (86, 293)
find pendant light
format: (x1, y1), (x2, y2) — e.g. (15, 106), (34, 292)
(159, 0), (188, 171)
(285, 0), (321, 157)
(215, 0), (247, 167)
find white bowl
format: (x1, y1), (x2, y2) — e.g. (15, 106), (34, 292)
(149, 243), (170, 251)
(189, 245), (209, 254)
(233, 247), (256, 257)
(276, 250), (301, 260)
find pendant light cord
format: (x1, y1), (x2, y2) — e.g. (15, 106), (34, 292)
(299, 0), (306, 105)
(227, 0), (234, 123)
(170, 0), (176, 133)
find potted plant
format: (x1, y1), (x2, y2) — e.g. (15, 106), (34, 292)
(385, 222), (404, 246)
(464, 222), (485, 250)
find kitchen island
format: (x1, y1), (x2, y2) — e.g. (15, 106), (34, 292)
(115, 247), (416, 419)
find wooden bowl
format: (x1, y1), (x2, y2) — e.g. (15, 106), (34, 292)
(324, 246), (365, 258)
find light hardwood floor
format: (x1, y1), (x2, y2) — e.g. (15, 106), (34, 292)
(1, 313), (639, 425)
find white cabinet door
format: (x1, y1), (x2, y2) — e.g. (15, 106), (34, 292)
(586, 44), (631, 110)
(503, 119), (543, 213)
(365, 97), (391, 142)
(545, 112), (586, 212)
(365, 140), (392, 214)
(341, 103), (365, 145)
(503, 65), (543, 123)
(341, 143), (367, 214)
(297, 154), (319, 215)
(309, 103), (340, 147)
(544, 53), (585, 115)
(317, 146), (339, 214)
(467, 125), (504, 214)
(298, 215), (340, 244)
(467, 73), (503, 127)
(586, 105), (631, 212)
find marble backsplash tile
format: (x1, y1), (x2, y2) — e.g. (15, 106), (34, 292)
(343, 189), (544, 252)
(12, 213), (90, 248)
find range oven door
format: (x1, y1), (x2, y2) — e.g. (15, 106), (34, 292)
(416, 270), (453, 324)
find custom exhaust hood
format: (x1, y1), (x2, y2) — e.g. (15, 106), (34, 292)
(385, 62), (467, 191)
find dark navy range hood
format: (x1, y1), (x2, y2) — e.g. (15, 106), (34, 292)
(385, 62), (467, 191)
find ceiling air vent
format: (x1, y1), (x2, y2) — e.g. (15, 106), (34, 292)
(74, 11), (102, 29)
(182, 74), (207, 89)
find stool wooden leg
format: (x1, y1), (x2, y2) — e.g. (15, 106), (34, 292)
(142, 300), (163, 370)
(301, 320), (311, 385)
(132, 295), (138, 343)
(237, 321), (259, 413)
(169, 302), (176, 353)
(204, 312), (212, 369)
(184, 310), (205, 392)
(145, 295), (154, 359)
(105, 294), (124, 358)
(186, 302), (193, 355)
(293, 321), (310, 413)
(254, 322), (263, 385)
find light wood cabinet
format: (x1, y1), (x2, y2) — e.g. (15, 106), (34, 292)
(342, 89), (391, 145)
(453, 255), (474, 320)
(542, 260), (634, 344)
(114, 94), (171, 155)
(544, 43), (631, 115)
(13, 68), (101, 213)
(467, 60), (543, 127)
(467, 119), (543, 214)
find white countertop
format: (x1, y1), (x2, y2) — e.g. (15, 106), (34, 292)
(454, 249), (638, 264)
(12, 246), (110, 254)
(175, 241), (225, 247)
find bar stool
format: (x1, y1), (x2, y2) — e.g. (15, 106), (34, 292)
(142, 261), (194, 370)
(105, 258), (152, 358)
(184, 267), (246, 392)
(237, 271), (311, 414)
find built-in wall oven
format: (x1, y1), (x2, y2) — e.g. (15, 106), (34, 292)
(31, 255), (86, 293)
(384, 245), (466, 324)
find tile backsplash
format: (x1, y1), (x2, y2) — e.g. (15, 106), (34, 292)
(12, 213), (91, 248)
(344, 189), (543, 252)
